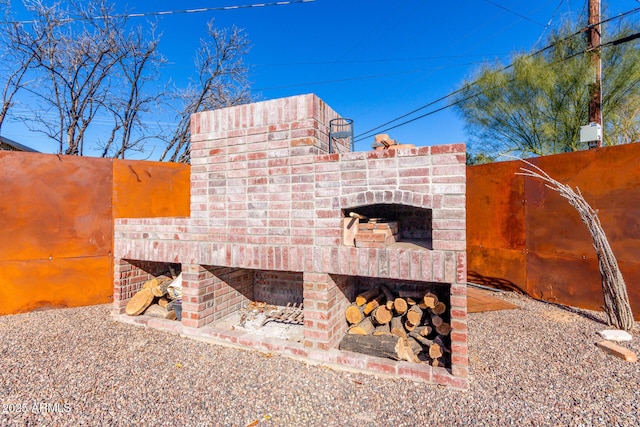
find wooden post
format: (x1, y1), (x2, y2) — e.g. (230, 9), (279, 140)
(587, 0), (602, 148)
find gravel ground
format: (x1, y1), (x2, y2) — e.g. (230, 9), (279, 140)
(1, 291), (638, 427)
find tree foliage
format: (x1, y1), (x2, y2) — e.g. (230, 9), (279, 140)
(456, 21), (640, 161)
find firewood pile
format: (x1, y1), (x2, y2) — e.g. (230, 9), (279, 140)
(125, 272), (183, 320)
(339, 286), (450, 366)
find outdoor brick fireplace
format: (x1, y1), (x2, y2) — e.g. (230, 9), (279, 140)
(113, 94), (468, 389)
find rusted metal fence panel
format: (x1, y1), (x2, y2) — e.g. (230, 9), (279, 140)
(0, 151), (190, 315)
(467, 160), (527, 293)
(113, 160), (190, 218)
(468, 143), (640, 319)
(0, 152), (113, 314)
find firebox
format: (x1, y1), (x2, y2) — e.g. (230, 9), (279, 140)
(113, 94), (469, 389)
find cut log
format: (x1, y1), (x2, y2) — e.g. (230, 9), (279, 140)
(373, 323), (391, 336)
(339, 334), (403, 360)
(436, 322), (452, 336)
(363, 293), (386, 315)
(385, 300), (394, 311)
(406, 297), (417, 306)
(423, 292), (438, 308)
(396, 338), (419, 363)
(125, 288), (154, 316)
(429, 343), (443, 359)
(406, 305), (423, 326)
(393, 297), (408, 315)
(433, 336), (450, 353)
(345, 304), (365, 325)
(431, 315), (443, 327)
(371, 305), (393, 325)
(143, 275), (171, 289)
(144, 304), (177, 320)
(409, 331), (433, 347)
(142, 278), (159, 290)
(380, 285), (394, 303)
(432, 301), (447, 315)
(404, 320), (417, 332)
(390, 316), (407, 339)
(151, 279), (172, 297)
(158, 297), (171, 308)
(406, 337), (423, 355)
(398, 290), (425, 299)
(414, 325), (432, 337)
(348, 317), (375, 335)
(355, 288), (380, 307)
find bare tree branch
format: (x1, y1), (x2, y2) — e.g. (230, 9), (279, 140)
(0, 0), (41, 132)
(159, 21), (251, 163)
(100, 24), (165, 158)
(13, 0), (127, 155)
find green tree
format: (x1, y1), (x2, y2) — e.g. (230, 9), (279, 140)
(455, 21), (640, 160)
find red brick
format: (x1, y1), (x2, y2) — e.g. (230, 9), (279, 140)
(451, 331), (467, 343)
(433, 367), (469, 390)
(451, 365), (469, 379)
(366, 359), (397, 375)
(396, 363), (432, 382)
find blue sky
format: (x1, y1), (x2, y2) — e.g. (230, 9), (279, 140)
(3, 0), (639, 156)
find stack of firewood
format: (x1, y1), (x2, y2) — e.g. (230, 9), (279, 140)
(125, 272), (182, 320)
(339, 286), (450, 366)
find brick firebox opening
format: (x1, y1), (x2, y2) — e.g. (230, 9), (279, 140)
(113, 94), (468, 389)
(343, 204), (432, 249)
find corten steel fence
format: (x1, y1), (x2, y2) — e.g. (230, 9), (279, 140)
(2, 143), (639, 319)
(0, 151), (189, 315)
(467, 142), (640, 320)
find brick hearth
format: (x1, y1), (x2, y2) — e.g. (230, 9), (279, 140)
(113, 94), (468, 389)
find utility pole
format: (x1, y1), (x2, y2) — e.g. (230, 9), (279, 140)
(587, 0), (602, 148)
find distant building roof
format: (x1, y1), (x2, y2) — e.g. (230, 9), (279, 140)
(0, 135), (39, 153)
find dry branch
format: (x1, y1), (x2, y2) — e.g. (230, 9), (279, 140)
(517, 160), (634, 331)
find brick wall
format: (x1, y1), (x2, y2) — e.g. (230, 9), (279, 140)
(113, 93), (468, 388)
(303, 273), (353, 350)
(113, 260), (179, 313)
(254, 271), (303, 305)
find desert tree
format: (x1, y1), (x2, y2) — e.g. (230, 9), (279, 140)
(159, 20), (251, 163)
(456, 21), (640, 161)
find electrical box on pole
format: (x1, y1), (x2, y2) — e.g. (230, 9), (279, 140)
(580, 122), (602, 149)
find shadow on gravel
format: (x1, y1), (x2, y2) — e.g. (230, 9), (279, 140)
(537, 299), (608, 325)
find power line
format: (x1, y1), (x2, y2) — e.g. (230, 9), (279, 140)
(6, 0), (315, 25)
(254, 61), (493, 92)
(251, 54), (510, 67)
(533, 0), (566, 49)
(353, 28), (640, 144)
(482, 0), (547, 27)
(353, 7), (640, 142)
